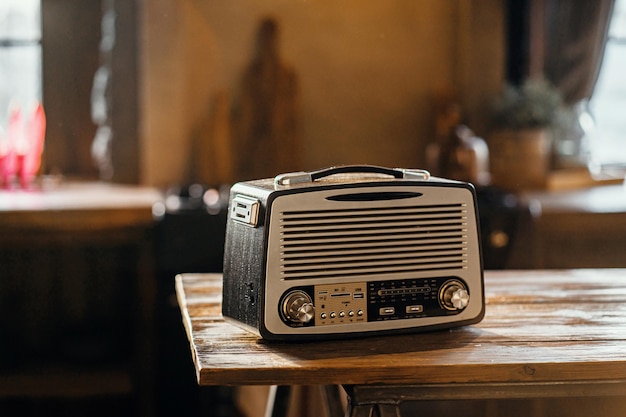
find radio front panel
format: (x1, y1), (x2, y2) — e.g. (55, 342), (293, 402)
(263, 184), (483, 336)
(278, 276), (470, 329)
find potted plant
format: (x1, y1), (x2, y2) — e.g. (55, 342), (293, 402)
(488, 78), (563, 191)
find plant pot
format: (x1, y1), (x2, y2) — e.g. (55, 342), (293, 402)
(489, 128), (551, 192)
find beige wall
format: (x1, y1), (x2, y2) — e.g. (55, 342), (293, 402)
(140, 0), (504, 187)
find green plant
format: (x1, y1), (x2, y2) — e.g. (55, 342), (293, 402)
(492, 78), (563, 129)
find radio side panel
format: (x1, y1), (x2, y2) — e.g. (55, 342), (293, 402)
(222, 184), (271, 331)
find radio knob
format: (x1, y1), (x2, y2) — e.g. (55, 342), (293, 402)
(282, 291), (315, 324)
(440, 281), (470, 311)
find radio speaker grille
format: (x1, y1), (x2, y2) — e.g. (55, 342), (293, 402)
(279, 204), (469, 280)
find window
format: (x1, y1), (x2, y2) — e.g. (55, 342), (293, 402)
(589, 0), (626, 168)
(0, 0), (41, 131)
(2, 1), (111, 180)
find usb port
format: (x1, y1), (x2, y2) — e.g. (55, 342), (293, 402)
(379, 307), (395, 316)
(231, 195), (260, 226)
(406, 305), (424, 313)
(353, 293), (364, 299)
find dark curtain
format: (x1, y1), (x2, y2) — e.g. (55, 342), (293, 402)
(507, 0), (615, 105)
(543, 0), (615, 105)
(505, 0), (532, 86)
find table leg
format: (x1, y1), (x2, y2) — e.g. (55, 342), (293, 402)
(346, 404), (401, 417)
(263, 385), (345, 417)
(319, 385), (345, 417)
(343, 386), (401, 417)
(377, 404), (402, 417)
(265, 385), (291, 417)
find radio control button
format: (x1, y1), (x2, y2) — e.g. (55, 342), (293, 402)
(298, 303), (315, 322)
(329, 312), (336, 319)
(339, 311), (345, 318)
(320, 312), (327, 320)
(348, 310), (355, 317)
(282, 290), (315, 324)
(451, 288), (470, 309)
(439, 280), (470, 311)
(357, 310), (364, 317)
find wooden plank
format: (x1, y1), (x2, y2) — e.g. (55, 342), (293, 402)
(347, 380), (626, 401)
(176, 270), (626, 388)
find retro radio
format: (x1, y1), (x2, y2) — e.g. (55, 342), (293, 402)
(222, 165), (485, 340)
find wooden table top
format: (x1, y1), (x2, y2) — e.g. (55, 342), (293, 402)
(0, 180), (161, 236)
(176, 269), (626, 388)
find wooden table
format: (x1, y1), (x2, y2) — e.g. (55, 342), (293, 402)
(0, 180), (160, 235)
(0, 180), (161, 417)
(176, 270), (626, 417)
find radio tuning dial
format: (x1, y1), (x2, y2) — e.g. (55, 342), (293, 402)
(282, 291), (315, 324)
(440, 280), (470, 311)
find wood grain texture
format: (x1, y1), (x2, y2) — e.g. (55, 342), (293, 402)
(176, 270), (626, 390)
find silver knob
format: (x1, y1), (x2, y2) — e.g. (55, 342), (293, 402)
(282, 291), (315, 324)
(440, 280), (470, 311)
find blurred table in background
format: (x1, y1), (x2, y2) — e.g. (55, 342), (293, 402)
(509, 184), (626, 268)
(0, 180), (161, 417)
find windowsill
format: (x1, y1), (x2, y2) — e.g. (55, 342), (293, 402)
(544, 166), (625, 192)
(520, 182), (626, 214)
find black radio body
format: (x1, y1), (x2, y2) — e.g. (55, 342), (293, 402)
(222, 166), (485, 341)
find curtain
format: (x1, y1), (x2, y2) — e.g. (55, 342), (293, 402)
(542, 0), (615, 105)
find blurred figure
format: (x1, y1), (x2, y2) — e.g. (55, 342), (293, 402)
(232, 17), (300, 180)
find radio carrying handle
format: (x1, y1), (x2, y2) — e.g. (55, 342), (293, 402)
(274, 165), (430, 186)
